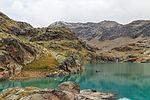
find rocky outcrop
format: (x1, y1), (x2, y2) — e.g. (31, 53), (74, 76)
(0, 82), (116, 100)
(31, 26), (78, 41)
(58, 55), (82, 74)
(58, 82), (80, 93)
(46, 55), (82, 77)
(0, 35), (42, 80)
(0, 12), (34, 35)
(17, 21), (33, 30)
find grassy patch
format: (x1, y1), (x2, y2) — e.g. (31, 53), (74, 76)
(24, 54), (58, 71)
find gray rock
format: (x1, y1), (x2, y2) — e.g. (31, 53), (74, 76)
(0, 82), (116, 100)
(58, 55), (82, 74)
(58, 81), (80, 93)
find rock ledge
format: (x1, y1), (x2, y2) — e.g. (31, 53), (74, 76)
(0, 82), (116, 100)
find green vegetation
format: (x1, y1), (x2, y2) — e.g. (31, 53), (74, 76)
(47, 26), (73, 35)
(24, 54), (58, 71)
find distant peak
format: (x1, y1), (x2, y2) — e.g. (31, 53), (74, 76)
(99, 20), (119, 24)
(49, 21), (68, 27)
(98, 20), (121, 28)
(128, 20), (150, 25)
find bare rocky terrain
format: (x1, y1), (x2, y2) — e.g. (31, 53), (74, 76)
(0, 82), (116, 100)
(50, 21), (150, 63)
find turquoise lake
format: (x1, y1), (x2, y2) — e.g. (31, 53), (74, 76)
(1, 63), (150, 100)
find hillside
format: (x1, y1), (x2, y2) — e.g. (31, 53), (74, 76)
(50, 21), (150, 62)
(0, 12), (96, 80)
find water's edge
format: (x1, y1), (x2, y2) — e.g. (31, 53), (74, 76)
(1, 63), (150, 100)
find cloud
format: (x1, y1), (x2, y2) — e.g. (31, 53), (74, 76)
(0, 0), (150, 27)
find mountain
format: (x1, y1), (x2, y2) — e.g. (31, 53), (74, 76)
(0, 12), (96, 80)
(50, 20), (150, 63)
(1, 11), (150, 81)
(50, 20), (150, 50)
(50, 20), (150, 41)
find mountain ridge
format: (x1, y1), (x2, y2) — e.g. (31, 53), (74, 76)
(49, 20), (150, 41)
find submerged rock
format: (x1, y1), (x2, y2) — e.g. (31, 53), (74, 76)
(0, 82), (116, 100)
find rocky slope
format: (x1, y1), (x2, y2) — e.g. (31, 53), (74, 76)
(0, 32), (55, 80)
(0, 12), (33, 35)
(0, 12), (97, 80)
(0, 82), (116, 100)
(52, 20), (150, 41)
(50, 21), (150, 63)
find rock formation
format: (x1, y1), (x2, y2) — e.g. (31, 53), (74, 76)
(0, 82), (116, 100)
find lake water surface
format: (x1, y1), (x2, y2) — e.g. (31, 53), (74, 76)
(1, 63), (150, 100)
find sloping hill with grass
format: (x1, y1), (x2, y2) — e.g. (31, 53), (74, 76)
(0, 12), (96, 80)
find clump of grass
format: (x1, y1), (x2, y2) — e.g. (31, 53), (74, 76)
(47, 26), (73, 35)
(24, 54), (58, 71)
(0, 32), (14, 38)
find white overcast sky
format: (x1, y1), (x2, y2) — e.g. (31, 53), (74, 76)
(0, 0), (150, 27)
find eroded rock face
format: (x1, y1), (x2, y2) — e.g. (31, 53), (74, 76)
(58, 55), (82, 74)
(0, 82), (116, 100)
(0, 38), (39, 80)
(46, 55), (83, 78)
(31, 26), (77, 41)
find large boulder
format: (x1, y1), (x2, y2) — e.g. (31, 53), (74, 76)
(58, 81), (80, 93)
(58, 55), (82, 74)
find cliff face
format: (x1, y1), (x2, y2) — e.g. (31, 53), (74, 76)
(0, 32), (52, 80)
(0, 36), (29, 80)
(0, 12), (96, 80)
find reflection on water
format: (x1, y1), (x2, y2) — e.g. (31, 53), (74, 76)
(1, 63), (150, 100)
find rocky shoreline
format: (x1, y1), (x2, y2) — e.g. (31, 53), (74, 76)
(0, 82), (116, 100)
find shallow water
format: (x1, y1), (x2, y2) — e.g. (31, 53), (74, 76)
(1, 63), (150, 100)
